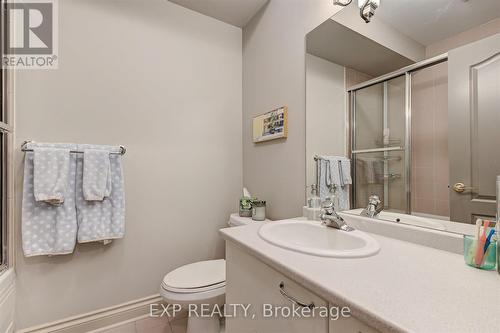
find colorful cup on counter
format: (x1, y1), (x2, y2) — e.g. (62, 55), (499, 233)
(463, 234), (497, 270)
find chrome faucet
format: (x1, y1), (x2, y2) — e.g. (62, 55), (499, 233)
(319, 199), (354, 232)
(361, 195), (384, 218)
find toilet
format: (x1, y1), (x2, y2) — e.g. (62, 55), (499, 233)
(160, 214), (270, 333)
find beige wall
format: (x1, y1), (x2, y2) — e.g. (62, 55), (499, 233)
(305, 54), (346, 189)
(345, 68), (372, 89)
(333, 5), (425, 62)
(14, 0), (242, 329)
(426, 18), (500, 58)
(242, 0), (341, 220)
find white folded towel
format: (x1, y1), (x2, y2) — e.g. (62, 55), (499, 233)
(76, 145), (125, 243)
(340, 158), (352, 185)
(33, 147), (71, 205)
(22, 144), (78, 257)
(83, 149), (111, 201)
(358, 157), (384, 184)
(326, 159), (343, 189)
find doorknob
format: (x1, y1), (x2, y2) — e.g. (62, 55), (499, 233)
(453, 183), (474, 193)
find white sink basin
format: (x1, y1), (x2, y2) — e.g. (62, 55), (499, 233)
(258, 220), (380, 258)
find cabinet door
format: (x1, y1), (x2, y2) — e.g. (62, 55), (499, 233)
(329, 312), (380, 333)
(225, 242), (328, 333)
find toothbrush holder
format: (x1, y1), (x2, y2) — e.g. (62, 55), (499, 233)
(463, 235), (497, 270)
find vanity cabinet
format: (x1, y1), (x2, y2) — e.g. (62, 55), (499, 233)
(225, 242), (379, 333)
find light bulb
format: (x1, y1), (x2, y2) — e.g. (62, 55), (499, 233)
(358, 0), (380, 9)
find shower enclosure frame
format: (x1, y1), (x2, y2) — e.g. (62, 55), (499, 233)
(347, 53), (448, 213)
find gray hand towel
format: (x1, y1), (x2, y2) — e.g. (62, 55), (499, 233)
(317, 156), (351, 211)
(33, 147), (71, 205)
(76, 144), (125, 243)
(83, 149), (111, 201)
(22, 149), (78, 257)
(340, 158), (352, 185)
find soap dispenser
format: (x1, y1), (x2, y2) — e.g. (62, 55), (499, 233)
(328, 185), (341, 212)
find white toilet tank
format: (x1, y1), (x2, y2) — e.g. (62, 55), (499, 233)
(228, 213), (270, 227)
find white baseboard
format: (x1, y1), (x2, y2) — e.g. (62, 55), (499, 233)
(17, 295), (164, 333)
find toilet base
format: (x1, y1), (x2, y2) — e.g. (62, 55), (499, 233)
(186, 314), (221, 333)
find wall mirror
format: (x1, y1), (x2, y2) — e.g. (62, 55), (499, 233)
(305, 1), (500, 236)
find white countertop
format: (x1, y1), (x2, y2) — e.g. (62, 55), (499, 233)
(220, 221), (500, 333)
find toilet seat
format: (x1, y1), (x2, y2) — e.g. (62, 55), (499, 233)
(161, 280), (226, 293)
(160, 283), (225, 304)
(161, 259), (226, 294)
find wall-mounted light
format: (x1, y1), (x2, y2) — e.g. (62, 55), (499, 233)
(333, 0), (381, 23)
(333, 0), (353, 6)
(358, 0), (380, 23)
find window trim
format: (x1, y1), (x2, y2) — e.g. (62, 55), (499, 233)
(0, 132), (7, 271)
(0, 0), (14, 273)
(0, 71), (13, 275)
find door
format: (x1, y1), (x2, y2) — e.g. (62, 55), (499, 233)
(448, 33), (500, 223)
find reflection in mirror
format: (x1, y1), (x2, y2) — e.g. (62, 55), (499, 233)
(305, 2), (500, 235)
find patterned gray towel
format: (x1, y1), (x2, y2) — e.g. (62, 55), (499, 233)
(33, 147), (71, 205)
(76, 145), (125, 243)
(22, 145), (78, 257)
(83, 149), (111, 201)
(317, 156), (351, 211)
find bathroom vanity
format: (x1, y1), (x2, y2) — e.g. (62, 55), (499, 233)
(220, 219), (500, 333)
(225, 240), (379, 333)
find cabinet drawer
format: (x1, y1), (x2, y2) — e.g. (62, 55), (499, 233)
(226, 242), (328, 333)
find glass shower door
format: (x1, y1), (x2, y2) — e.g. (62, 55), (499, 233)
(352, 75), (408, 212)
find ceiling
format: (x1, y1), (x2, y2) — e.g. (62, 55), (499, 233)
(168, 0), (268, 28)
(376, 0), (500, 46)
(307, 20), (414, 77)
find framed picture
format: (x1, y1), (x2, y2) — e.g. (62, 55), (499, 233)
(252, 106), (288, 143)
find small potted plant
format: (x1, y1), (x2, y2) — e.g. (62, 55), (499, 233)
(239, 197), (255, 217)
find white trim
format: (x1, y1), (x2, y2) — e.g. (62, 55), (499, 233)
(86, 314), (149, 333)
(5, 65), (16, 270)
(0, 268), (15, 333)
(16, 294), (164, 333)
(352, 146), (404, 154)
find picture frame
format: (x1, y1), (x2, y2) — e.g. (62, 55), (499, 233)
(252, 106), (288, 143)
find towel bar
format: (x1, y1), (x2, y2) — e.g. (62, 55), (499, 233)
(20, 140), (126, 155)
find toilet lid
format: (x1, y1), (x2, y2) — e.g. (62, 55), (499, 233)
(229, 213), (253, 226)
(162, 259), (226, 291)
(228, 213), (271, 226)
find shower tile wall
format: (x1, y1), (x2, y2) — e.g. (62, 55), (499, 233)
(411, 62), (449, 218)
(345, 67), (373, 88)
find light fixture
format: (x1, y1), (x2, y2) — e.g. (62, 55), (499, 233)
(333, 0), (353, 6)
(358, 0), (380, 23)
(333, 0), (381, 23)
